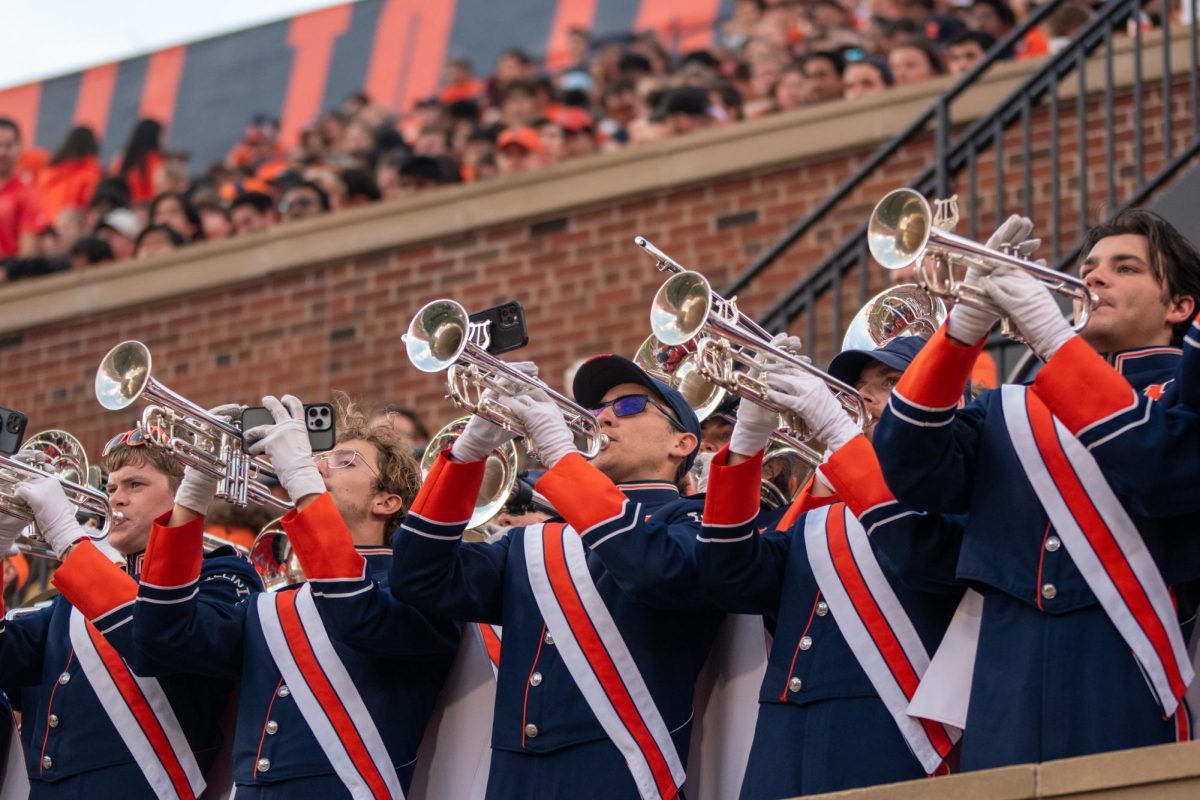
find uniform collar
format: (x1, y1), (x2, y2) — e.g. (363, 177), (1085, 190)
(614, 481), (681, 507)
(356, 544), (392, 563)
(1107, 345), (1181, 385)
(127, 551), (144, 578)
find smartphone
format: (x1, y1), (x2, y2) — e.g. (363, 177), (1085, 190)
(469, 300), (529, 356)
(0, 407), (28, 456)
(240, 403), (336, 454)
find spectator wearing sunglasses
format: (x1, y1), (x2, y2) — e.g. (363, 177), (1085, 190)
(390, 354), (733, 800)
(0, 426), (259, 798)
(278, 180), (330, 222)
(132, 396), (459, 798)
(695, 335), (964, 797)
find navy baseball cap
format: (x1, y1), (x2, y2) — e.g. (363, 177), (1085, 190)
(572, 354), (702, 472)
(828, 335), (927, 386)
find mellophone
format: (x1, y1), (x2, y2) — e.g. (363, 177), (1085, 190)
(1, 187), (1092, 576)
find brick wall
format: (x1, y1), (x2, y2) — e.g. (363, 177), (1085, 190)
(0, 68), (1194, 455)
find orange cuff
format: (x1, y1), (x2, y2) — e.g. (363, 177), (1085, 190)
(409, 449), (488, 524)
(704, 446), (764, 526)
(820, 435), (894, 516)
(894, 323), (985, 409)
(140, 511), (205, 588)
(1033, 336), (1137, 433)
(52, 541), (138, 619)
(281, 492), (366, 580)
(536, 453), (628, 533)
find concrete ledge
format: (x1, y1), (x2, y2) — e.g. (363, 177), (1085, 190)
(0, 27), (1185, 337)
(798, 740), (1200, 800)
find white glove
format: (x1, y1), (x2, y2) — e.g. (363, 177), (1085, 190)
(450, 361), (539, 463)
(981, 266), (1074, 359)
(0, 511), (27, 558)
(497, 388), (577, 469)
(763, 368), (860, 453)
(15, 475), (86, 558)
(176, 403), (243, 515)
(946, 215), (1039, 345)
(244, 395), (326, 501)
(732, 334), (804, 456)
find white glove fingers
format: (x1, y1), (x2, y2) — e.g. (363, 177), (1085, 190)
(280, 395), (305, 420)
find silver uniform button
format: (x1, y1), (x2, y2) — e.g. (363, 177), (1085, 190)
(1045, 536), (1062, 552)
(257, 758), (271, 772)
(278, 685), (290, 698)
(1041, 583), (1057, 600)
(48, 714), (59, 728)
(799, 636), (813, 651)
(530, 672), (543, 687)
(543, 632), (555, 645)
(57, 672), (70, 685)
(265, 720), (279, 735)
(42, 755), (53, 769)
(525, 724), (539, 738)
(815, 601), (829, 616)
(789, 677), (803, 693)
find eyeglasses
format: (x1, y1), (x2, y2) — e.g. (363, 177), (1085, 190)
(312, 449), (378, 476)
(590, 394), (686, 432)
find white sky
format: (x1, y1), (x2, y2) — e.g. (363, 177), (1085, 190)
(0, 0), (348, 90)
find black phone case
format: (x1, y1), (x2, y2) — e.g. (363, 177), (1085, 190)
(469, 300), (529, 355)
(0, 408), (28, 456)
(240, 403), (336, 453)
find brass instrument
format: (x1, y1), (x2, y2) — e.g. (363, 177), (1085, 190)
(632, 335), (726, 421)
(842, 284), (947, 352)
(420, 417), (519, 532)
(0, 430), (113, 559)
(95, 341), (292, 511)
(867, 188), (1097, 335)
(404, 299), (608, 459)
(641, 238), (867, 467)
(686, 445), (811, 510)
(248, 517), (302, 591)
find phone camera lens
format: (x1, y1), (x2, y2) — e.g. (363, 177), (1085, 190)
(6, 416), (21, 433)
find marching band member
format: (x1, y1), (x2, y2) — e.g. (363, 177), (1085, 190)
(696, 334), (962, 798)
(390, 356), (722, 800)
(132, 397), (459, 799)
(874, 209), (1200, 769)
(0, 431), (258, 799)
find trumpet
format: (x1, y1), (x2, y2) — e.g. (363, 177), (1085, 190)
(632, 335), (726, 421)
(643, 241), (867, 467)
(842, 284), (947, 352)
(420, 416), (519, 532)
(0, 430), (112, 560)
(404, 299), (608, 459)
(867, 188), (1098, 334)
(249, 517), (302, 591)
(95, 340), (292, 511)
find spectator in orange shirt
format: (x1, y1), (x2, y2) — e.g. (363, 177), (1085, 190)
(227, 113), (284, 171)
(117, 119), (166, 204)
(37, 126), (103, 221)
(439, 59), (486, 104)
(0, 117), (45, 262)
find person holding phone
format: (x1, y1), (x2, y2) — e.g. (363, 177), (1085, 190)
(0, 427), (259, 799)
(132, 396), (460, 799)
(390, 354), (726, 800)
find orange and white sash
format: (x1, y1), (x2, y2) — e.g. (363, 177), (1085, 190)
(805, 504), (959, 774)
(68, 609), (205, 800)
(257, 585), (404, 800)
(476, 624), (502, 677)
(1001, 385), (1193, 715)
(524, 522), (686, 800)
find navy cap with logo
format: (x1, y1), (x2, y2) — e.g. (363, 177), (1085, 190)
(572, 354), (702, 472)
(827, 335), (927, 387)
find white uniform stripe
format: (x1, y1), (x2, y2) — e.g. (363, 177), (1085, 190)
(257, 587), (404, 800)
(524, 523), (685, 800)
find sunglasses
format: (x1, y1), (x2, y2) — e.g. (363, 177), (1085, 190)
(101, 427), (166, 457)
(590, 394), (686, 432)
(312, 448), (378, 476)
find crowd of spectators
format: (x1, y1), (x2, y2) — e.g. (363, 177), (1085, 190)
(0, 0), (1151, 282)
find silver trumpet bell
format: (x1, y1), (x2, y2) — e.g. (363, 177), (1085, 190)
(404, 299), (608, 459)
(867, 188), (1097, 333)
(0, 430), (113, 560)
(842, 285), (947, 352)
(421, 417), (519, 531)
(648, 264), (867, 467)
(95, 340), (292, 511)
(249, 517), (303, 591)
(632, 335), (726, 422)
